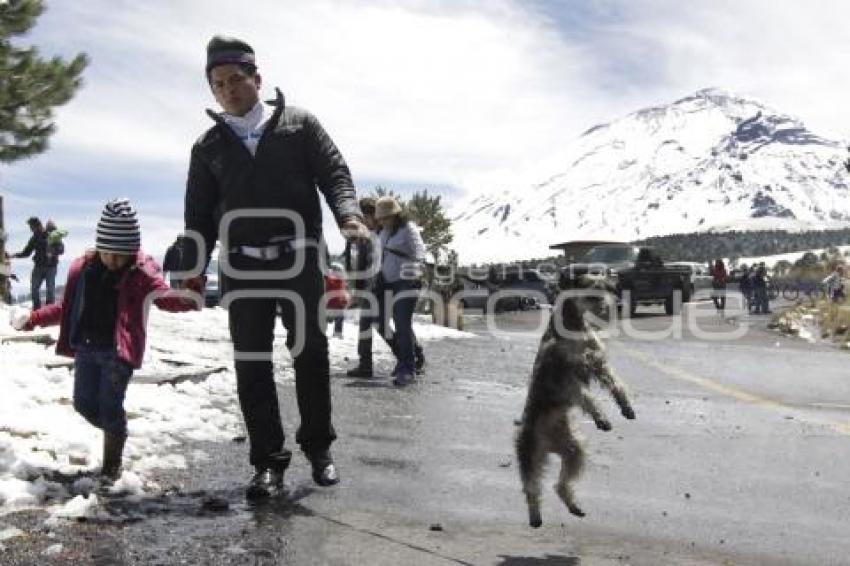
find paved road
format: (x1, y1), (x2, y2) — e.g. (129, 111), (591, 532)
(3, 300), (849, 565)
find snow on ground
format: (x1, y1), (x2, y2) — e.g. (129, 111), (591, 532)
(0, 303), (472, 521)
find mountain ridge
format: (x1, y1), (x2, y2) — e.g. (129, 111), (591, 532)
(450, 88), (850, 263)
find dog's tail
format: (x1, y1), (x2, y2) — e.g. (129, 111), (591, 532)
(515, 409), (538, 484)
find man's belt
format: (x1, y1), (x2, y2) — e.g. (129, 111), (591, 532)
(230, 237), (316, 261)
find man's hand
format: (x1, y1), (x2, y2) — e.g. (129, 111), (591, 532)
(340, 218), (369, 240)
(181, 276), (206, 311)
(182, 275), (206, 294)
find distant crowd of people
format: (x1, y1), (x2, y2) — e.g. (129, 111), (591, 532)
(737, 262), (772, 314)
(710, 258), (773, 315)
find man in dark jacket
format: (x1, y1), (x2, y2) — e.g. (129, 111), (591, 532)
(181, 36), (367, 499)
(11, 217), (52, 309)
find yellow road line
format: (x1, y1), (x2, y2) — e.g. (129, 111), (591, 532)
(809, 402), (850, 410)
(617, 345), (850, 436)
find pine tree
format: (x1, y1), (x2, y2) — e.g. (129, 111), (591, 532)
(0, 0), (88, 163)
(372, 185), (402, 200)
(405, 190), (453, 264)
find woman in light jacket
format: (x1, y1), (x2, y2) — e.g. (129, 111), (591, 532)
(374, 196), (426, 386)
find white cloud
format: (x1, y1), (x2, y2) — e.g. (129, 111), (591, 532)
(574, 0), (850, 138)
(11, 1), (850, 186)
(2, 0), (850, 282)
(8, 0), (605, 194)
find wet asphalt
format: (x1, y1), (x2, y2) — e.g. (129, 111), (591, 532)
(2, 299), (849, 565)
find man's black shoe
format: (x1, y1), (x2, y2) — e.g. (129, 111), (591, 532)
(414, 345), (425, 373)
(246, 468), (284, 500)
(268, 449), (292, 471)
(307, 450), (340, 486)
(346, 365), (373, 378)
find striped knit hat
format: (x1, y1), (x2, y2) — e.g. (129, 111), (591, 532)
(96, 198), (141, 253)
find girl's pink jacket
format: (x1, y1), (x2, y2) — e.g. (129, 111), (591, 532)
(28, 250), (197, 369)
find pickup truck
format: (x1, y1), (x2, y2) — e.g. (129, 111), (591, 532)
(561, 244), (692, 315)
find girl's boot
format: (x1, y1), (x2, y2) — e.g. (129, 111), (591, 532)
(102, 432), (127, 481)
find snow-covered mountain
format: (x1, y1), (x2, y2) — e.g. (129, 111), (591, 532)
(451, 88), (850, 263)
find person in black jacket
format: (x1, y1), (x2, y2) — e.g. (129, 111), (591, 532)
(10, 217), (52, 309)
(181, 36), (367, 498)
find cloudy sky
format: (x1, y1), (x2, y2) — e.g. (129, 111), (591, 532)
(2, 0), (850, 292)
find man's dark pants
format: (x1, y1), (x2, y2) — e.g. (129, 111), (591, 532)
(225, 248), (335, 469)
(30, 265), (56, 309)
(356, 303), (376, 367)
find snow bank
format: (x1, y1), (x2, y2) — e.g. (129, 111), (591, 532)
(0, 303), (471, 518)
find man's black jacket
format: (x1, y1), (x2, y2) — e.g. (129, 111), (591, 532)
(15, 231), (48, 267)
(183, 89), (361, 268)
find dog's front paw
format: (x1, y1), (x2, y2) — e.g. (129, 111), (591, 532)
(529, 510), (542, 528)
(595, 418), (612, 431)
(621, 406), (636, 420)
(567, 504), (585, 517)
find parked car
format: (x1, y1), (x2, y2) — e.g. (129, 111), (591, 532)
(457, 266), (556, 311)
(499, 267), (557, 305)
(204, 253), (221, 308)
(457, 280), (490, 310)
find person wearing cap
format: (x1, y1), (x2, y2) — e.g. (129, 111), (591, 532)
(344, 197), (425, 378)
(11, 199), (200, 482)
(373, 196), (426, 387)
(180, 35), (368, 497)
(9, 216), (52, 308)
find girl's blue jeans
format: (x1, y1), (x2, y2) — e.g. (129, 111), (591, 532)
(73, 345), (133, 436)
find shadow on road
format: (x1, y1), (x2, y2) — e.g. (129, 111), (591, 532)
(496, 554), (580, 565)
(343, 379), (394, 388)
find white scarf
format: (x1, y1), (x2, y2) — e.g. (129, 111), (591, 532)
(222, 100), (268, 156)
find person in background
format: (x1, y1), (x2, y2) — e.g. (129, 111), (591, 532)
(752, 264), (771, 314)
(823, 264), (845, 304)
(45, 220), (67, 265)
(10, 199), (199, 481)
(344, 197), (425, 378)
(10, 217), (51, 309)
(373, 196), (426, 387)
(710, 258), (727, 315)
(325, 262), (349, 338)
(44, 220), (67, 302)
(738, 264), (753, 314)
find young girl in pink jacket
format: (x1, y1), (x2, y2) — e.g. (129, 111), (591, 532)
(12, 199), (200, 481)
